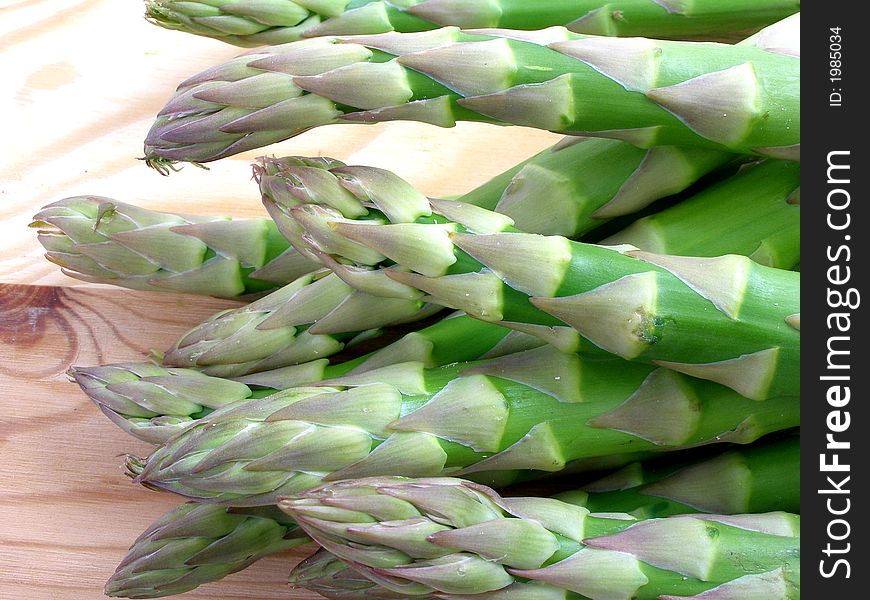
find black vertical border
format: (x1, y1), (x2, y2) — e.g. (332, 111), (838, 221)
(803, 6), (868, 596)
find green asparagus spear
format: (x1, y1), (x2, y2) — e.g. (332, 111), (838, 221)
(281, 189), (800, 402)
(383, 233), (800, 401)
(144, 16), (800, 168)
(259, 153), (797, 388)
(288, 435), (801, 598)
(259, 139), (735, 243)
(104, 502), (307, 598)
(128, 344), (799, 506)
(264, 154), (798, 268)
(289, 548), (437, 600)
(157, 267), (441, 377)
(600, 159), (800, 268)
(30, 196), (318, 297)
(571, 435), (800, 517)
(146, 0), (799, 47)
(280, 476), (800, 598)
(72, 314), (542, 443)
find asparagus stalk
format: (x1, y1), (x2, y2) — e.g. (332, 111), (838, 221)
(290, 548), (438, 600)
(388, 234), (800, 400)
(284, 190), (800, 401)
(259, 139), (734, 243)
(30, 196), (319, 297)
(156, 268), (441, 378)
(289, 435), (801, 598)
(128, 344), (799, 506)
(573, 435), (800, 517)
(601, 159), (800, 268)
(72, 314), (543, 443)
(146, 0), (800, 48)
(104, 502), (307, 598)
(144, 16), (800, 168)
(265, 154), (798, 268)
(280, 477), (800, 599)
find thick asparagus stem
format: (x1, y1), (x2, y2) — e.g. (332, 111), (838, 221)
(289, 435), (801, 598)
(280, 477), (800, 598)
(286, 221), (800, 402)
(128, 345), (798, 506)
(30, 196), (318, 297)
(146, 0), (799, 47)
(144, 17), (800, 167)
(104, 503), (307, 598)
(386, 233), (800, 400)
(601, 159), (800, 268)
(572, 435), (800, 517)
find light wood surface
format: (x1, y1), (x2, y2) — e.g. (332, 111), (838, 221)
(1, 1), (561, 598)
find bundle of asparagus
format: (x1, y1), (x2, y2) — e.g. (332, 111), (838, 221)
(106, 437), (799, 597)
(125, 345), (797, 505)
(64, 151), (797, 443)
(41, 136), (728, 385)
(31, 10), (800, 600)
(264, 153), (800, 401)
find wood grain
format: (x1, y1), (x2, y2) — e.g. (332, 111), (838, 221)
(0, 284), (327, 599)
(1, 1), (561, 597)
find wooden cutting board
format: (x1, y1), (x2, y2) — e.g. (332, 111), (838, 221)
(0, 1), (560, 597)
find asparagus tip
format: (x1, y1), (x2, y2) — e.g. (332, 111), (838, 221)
(124, 454), (147, 481)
